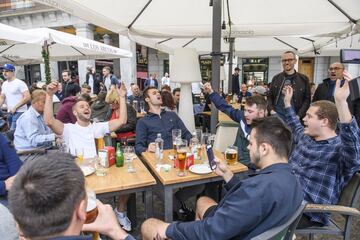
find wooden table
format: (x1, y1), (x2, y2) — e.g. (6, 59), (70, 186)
(141, 149), (248, 222)
(85, 157), (156, 219)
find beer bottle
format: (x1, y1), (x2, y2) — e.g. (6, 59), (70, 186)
(116, 142), (124, 167)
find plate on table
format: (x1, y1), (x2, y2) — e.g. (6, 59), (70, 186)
(189, 164), (212, 175)
(80, 166), (95, 176)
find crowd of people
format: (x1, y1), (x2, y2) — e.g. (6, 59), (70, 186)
(0, 49), (359, 240)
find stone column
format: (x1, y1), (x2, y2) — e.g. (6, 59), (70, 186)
(119, 35), (137, 87)
(75, 23), (95, 85)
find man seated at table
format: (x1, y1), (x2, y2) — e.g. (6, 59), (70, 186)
(127, 84), (143, 105)
(203, 82), (267, 166)
(136, 86), (202, 219)
(44, 81), (133, 231)
(9, 152), (135, 240)
(135, 86), (192, 154)
(0, 133), (22, 207)
(141, 116), (304, 240)
(283, 70), (360, 227)
(14, 90), (55, 153)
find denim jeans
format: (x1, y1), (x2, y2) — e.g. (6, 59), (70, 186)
(7, 112), (23, 130)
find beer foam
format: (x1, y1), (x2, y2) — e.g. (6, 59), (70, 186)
(226, 149), (237, 154)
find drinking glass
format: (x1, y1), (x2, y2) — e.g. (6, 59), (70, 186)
(76, 148), (84, 165)
(225, 145), (238, 165)
(201, 133), (210, 146)
(86, 190), (100, 240)
(172, 129), (182, 154)
(195, 128), (202, 142)
(132, 100), (139, 112)
(124, 146), (136, 173)
(94, 155), (107, 176)
(177, 139), (188, 177)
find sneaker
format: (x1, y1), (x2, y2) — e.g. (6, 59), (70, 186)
(114, 208), (132, 231)
(179, 202), (195, 221)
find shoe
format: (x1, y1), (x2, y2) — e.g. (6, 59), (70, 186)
(179, 202), (195, 221)
(114, 208), (132, 231)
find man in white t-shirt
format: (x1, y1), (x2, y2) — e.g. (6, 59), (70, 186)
(44, 81), (127, 158)
(0, 64), (31, 130)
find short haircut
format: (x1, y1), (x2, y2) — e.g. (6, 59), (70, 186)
(143, 86), (157, 108)
(172, 88), (180, 95)
(78, 93), (92, 103)
(9, 152), (86, 238)
(161, 91), (175, 110)
(310, 100), (338, 130)
(103, 66), (111, 72)
(65, 84), (81, 98)
(105, 89), (119, 104)
(234, 67), (240, 71)
(251, 116), (292, 159)
(97, 91), (107, 102)
(245, 95), (267, 111)
(62, 69), (71, 76)
(31, 89), (46, 103)
(283, 50), (296, 58)
(81, 83), (91, 90)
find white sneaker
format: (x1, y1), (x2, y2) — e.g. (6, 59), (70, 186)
(114, 208), (132, 231)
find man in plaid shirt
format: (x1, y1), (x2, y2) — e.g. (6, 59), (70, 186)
(283, 70), (360, 227)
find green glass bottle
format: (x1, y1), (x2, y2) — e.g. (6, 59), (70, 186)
(116, 142), (124, 167)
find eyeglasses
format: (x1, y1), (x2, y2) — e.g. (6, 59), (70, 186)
(281, 59), (295, 63)
(328, 67), (343, 71)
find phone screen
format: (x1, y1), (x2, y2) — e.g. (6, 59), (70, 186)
(206, 145), (217, 170)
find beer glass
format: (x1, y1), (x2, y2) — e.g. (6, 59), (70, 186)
(140, 101), (145, 113)
(76, 148), (84, 165)
(172, 129), (182, 154)
(124, 146), (135, 173)
(94, 155), (107, 176)
(225, 146), (238, 165)
(177, 139), (188, 177)
(95, 138), (104, 152)
(85, 190), (100, 240)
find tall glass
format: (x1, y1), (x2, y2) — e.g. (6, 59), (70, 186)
(172, 129), (182, 154)
(76, 148), (84, 165)
(177, 139), (188, 177)
(94, 155), (107, 176)
(201, 133), (210, 146)
(86, 190), (100, 240)
(140, 101), (145, 113)
(124, 146), (136, 173)
(225, 146), (238, 165)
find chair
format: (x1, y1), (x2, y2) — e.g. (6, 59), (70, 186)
(251, 201), (306, 240)
(295, 172), (360, 240)
(213, 122), (238, 152)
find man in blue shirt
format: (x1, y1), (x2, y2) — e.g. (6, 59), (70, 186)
(283, 70), (360, 227)
(144, 73), (159, 89)
(0, 133), (22, 207)
(14, 89), (55, 151)
(9, 152), (135, 240)
(141, 116), (304, 240)
(135, 86), (192, 154)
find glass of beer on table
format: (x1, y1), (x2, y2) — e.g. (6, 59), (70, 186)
(85, 190), (100, 240)
(75, 148), (84, 165)
(225, 145), (238, 165)
(176, 139), (188, 177)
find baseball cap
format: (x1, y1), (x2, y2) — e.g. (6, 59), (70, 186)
(0, 63), (15, 72)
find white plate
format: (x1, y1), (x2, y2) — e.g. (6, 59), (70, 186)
(189, 164), (212, 175)
(80, 166), (95, 176)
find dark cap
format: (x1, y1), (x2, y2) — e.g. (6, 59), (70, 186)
(0, 63), (15, 72)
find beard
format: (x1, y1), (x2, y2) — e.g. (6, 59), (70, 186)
(250, 149), (261, 168)
(77, 113), (90, 122)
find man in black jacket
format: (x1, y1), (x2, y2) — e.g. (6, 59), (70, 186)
(313, 62), (360, 125)
(62, 69), (81, 98)
(268, 51), (311, 120)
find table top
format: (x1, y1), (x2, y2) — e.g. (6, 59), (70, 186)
(141, 149), (248, 185)
(85, 157), (156, 195)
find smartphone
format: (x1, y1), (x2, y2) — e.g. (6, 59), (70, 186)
(206, 145), (217, 170)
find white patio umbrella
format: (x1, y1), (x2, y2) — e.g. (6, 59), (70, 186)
(0, 23), (43, 64)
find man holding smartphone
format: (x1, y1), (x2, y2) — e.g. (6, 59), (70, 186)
(141, 116), (304, 240)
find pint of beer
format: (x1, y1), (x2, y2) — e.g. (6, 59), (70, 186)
(95, 138), (105, 152)
(85, 191), (100, 240)
(225, 146), (238, 165)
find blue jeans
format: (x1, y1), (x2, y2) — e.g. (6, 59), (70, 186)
(7, 112), (23, 130)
